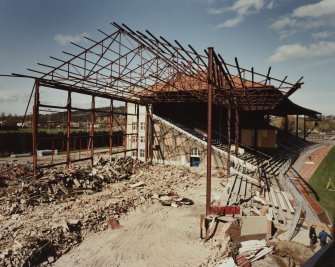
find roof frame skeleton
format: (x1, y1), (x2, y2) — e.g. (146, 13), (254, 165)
(23, 22), (306, 111)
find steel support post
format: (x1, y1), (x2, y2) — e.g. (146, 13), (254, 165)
(144, 105), (149, 162)
(227, 107), (231, 178)
(235, 109), (239, 156)
(296, 114), (299, 141)
(109, 99), (113, 156)
(66, 90), (71, 166)
(32, 80), (39, 177)
(124, 102), (128, 158)
(136, 104), (140, 159)
(254, 127), (258, 151)
(206, 47), (213, 216)
(90, 96), (95, 164)
(303, 115), (306, 140)
(149, 105), (153, 164)
(219, 106), (222, 140)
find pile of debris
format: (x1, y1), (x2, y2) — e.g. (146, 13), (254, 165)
(1, 156), (142, 211)
(0, 156), (200, 267)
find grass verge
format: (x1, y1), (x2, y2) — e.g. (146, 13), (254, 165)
(309, 146), (335, 225)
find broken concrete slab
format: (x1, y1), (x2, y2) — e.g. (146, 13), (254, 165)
(240, 216), (268, 238)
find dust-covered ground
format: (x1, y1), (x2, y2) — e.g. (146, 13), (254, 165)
(53, 166), (230, 267)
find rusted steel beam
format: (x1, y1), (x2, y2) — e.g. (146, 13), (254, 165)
(303, 115), (306, 140)
(90, 96), (95, 164)
(109, 99), (113, 155)
(188, 44), (207, 67)
(296, 114), (299, 141)
(37, 157), (93, 169)
(227, 107), (231, 178)
(124, 102), (128, 158)
(206, 47), (213, 216)
(32, 81), (39, 177)
(41, 30), (120, 80)
(136, 103), (140, 159)
(119, 23), (199, 76)
(265, 66), (271, 86)
(218, 54), (237, 89)
(145, 105), (149, 162)
(251, 67), (254, 87)
(235, 109), (239, 156)
(66, 90), (71, 166)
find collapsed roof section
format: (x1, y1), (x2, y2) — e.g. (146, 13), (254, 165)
(22, 22), (320, 118)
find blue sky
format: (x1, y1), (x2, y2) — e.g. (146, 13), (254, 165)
(0, 0), (335, 115)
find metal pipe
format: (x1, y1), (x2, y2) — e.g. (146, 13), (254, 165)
(206, 47), (213, 216)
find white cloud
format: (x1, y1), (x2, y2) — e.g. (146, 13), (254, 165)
(208, 7), (225, 15)
(209, 0), (274, 28)
(312, 31), (332, 39)
(54, 32), (90, 45)
(268, 41), (335, 62)
(292, 0), (335, 18)
(271, 16), (297, 31)
(271, 0), (335, 39)
(216, 17), (243, 29)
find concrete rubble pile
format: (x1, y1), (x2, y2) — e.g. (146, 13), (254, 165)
(0, 156), (200, 267)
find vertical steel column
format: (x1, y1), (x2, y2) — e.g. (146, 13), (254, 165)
(66, 90), (71, 166)
(109, 99), (113, 156)
(235, 109), (239, 156)
(136, 104), (140, 159)
(303, 115), (306, 140)
(219, 106), (222, 141)
(296, 114), (299, 141)
(32, 80), (39, 177)
(149, 105), (154, 163)
(124, 102), (128, 158)
(144, 105), (149, 162)
(227, 108), (231, 178)
(206, 47), (213, 216)
(90, 96), (95, 163)
(285, 115), (289, 142)
(254, 127), (258, 151)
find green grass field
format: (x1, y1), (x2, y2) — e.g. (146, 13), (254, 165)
(309, 146), (335, 224)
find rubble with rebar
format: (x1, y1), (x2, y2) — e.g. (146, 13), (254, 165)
(0, 156), (201, 267)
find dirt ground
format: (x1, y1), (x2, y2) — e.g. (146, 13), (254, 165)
(51, 163), (321, 267)
(53, 169), (230, 267)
